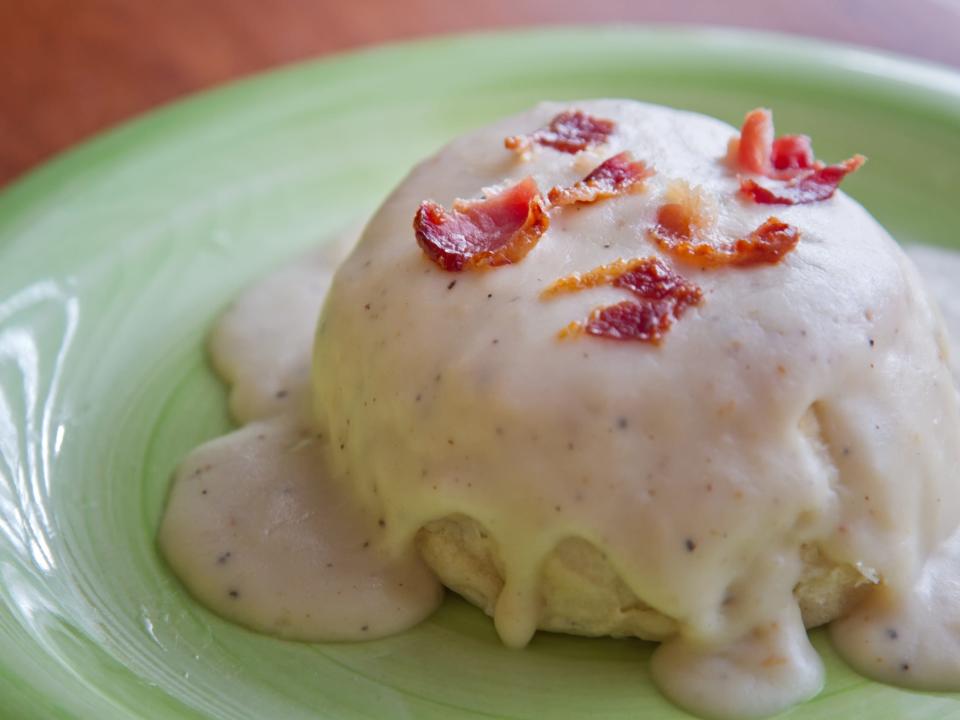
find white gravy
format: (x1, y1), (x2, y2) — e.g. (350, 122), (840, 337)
(159, 216), (960, 711)
(827, 244), (960, 689)
(159, 235), (443, 641)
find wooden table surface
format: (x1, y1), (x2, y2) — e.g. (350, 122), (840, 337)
(2, 0), (959, 188)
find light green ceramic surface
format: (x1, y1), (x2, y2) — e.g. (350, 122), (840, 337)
(2, 26), (960, 720)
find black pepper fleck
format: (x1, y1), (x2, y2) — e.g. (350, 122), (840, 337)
(217, 551), (232, 565)
(201, 489), (208, 495)
(617, 417), (629, 430)
(685, 538), (697, 552)
(415, 393), (422, 402)
(869, 338), (875, 347)
(364, 303), (371, 310)
(361, 625), (369, 632)
(447, 280), (457, 290)
(887, 628), (899, 640)
(275, 390), (288, 399)
(901, 663), (911, 671)
(487, 293), (493, 299)
(326, 562), (334, 568)
(228, 589), (240, 599)
(378, 518), (386, 528)
(492, 338), (499, 345)
(362, 541), (370, 549)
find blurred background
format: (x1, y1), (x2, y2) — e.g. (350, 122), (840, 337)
(2, 0), (959, 188)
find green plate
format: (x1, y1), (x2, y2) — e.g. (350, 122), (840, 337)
(2, 26), (960, 720)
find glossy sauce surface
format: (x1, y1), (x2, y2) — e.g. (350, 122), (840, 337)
(161, 100), (960, 719)
(313, 102), (960, 720)
(161, 236), (960, 697)
(827, 244), (960, 690)
(159, 236), (443, 641)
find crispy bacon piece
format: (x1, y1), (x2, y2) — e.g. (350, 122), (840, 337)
(414, 177), (549, 272)
(615, 260), (703, 305)
(576, 301), (675, 342)
(649, 181), (797, 268)
(541, 257), (645, 299)
(731, 108), (817, 179)
(739, 155), (867, 205)
(546, 257), (703, 344)
(730, 107), (865, 204)
(654, 181), (715, 242)
(735, 108), (776, 175)
(771, 135), (816, 173)
(505, 110), (615, 155)
(653, 216), (800, 268)
(547, 152), (654, 207)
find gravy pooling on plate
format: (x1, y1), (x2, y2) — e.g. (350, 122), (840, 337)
(159, 237), (444, 640)
(161, 100), (960, 719)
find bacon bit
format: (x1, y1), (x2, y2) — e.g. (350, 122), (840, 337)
(656, 203), (695, 240)
(546, 257), (703, 344)
(654, 181), (715, 241)
(541, 257), (647, 299)
(650, 180), (799, 267)
(413, 177), (549, 271)
(730, 108), (819, 179)
(740, 155), (867, 205)
(557, 320), (585, 340)
(614, 261), (703, 307)
(771, 135), (816, 173)
(730, 107), (865, 203)
(653, 217), (800, 268)
(505, 110), (615, 155)
(547, 152), (654, 207)
(734, 108), (775, 175)
(579, 301), (673, 342)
